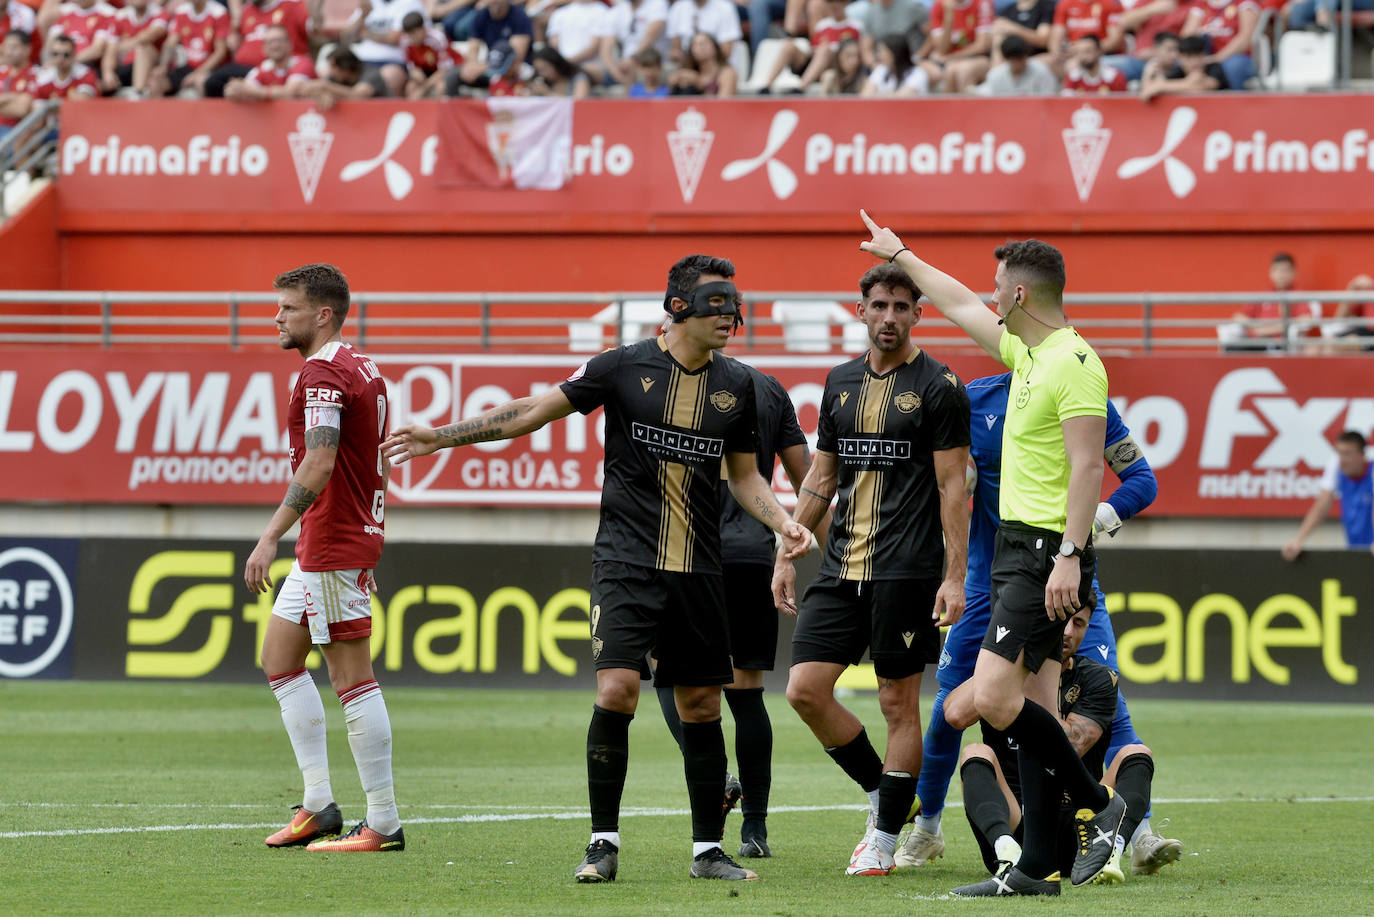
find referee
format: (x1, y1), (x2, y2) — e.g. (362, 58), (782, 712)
(382, 255), (810, 883)
(857, 211), (1125, 897)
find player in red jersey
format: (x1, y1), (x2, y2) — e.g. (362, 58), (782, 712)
(245, 264), (404, 855)
(224, 23), (313, 97)
(149, 0), (229, 95)
(99, 0), (167, 94)
(1061, 33), (1127, 92)
(31, 33), (98, 98)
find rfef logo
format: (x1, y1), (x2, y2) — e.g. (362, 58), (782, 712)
(0, 540), (78, 678)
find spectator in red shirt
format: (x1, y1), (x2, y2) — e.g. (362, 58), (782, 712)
(149, 0), (230, 96)
(1220, 252), (1321, 352)
(397, 10), (459, 97)
(754, 0), (862, 93)
(1101, 0), (1188, 81)
(0, 28), (36, 131)
(1181, 0), (1257, 91)
(1061, 33), (1127, 91)
(32, 31), (98, 97)
(98, 0), (167, 95)
(204, 0), (317, 97)
(919, 0), (994, 91)
(1049, 0), (1124, 75)
(42, 0), (114, 67)
(1331, 274), (1374, 347)
(1, 1), (38, 64)
(224, 22), (313, 96)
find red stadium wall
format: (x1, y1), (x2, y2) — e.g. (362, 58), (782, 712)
(0, 186), (60, 291)
(55, 226), (1374, 297)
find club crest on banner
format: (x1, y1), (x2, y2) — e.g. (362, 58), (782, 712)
(287, 110), (333, 204)
(487, 109), (517, 182)
(1061, 105), (1111, 203)
(666, 107), (713, 204)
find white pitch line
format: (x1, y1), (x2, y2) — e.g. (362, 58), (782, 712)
(2, 797), (1369, 841)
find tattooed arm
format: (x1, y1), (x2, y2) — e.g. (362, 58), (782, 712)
(1060, 712), (1105, 759)
(244, 421), (341, 594)
(382, 388), (577, 464)
(725, 451), (811, 555)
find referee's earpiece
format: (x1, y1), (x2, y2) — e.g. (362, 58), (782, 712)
(1015, 293), (1022, 306)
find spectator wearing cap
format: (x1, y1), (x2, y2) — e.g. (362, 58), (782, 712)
(980, 33), (1057, 93)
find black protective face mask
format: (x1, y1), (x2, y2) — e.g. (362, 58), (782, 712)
(663, 280), (744, 331)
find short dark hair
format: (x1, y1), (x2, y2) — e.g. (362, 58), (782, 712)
(401, 11), (424, 30)
(1000, 35), (1031, 59)
(1075, 33), (1101, 47)
(994, 239), (1067, 302)
(1337, 430), (1367, 450)
(4, 28), (31, 45)
(49, 33), (75, 50)
(667, 254), (735, 298)
(860, 263), (922, 303)
(1153, 30), (1180, 46)
(1271, 251), (1295, 267)
(1178, 35), (1207, 55)
(329, 46), (363, 73)
(635, 47), (662, 67)
(274, 263), (351, 328)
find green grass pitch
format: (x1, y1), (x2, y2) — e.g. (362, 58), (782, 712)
(3, 681), (1370, 916)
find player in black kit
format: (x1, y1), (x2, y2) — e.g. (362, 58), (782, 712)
(773, 262), (972, 877)
(382, 255), (810, 884)
(655, 360), (824, 858)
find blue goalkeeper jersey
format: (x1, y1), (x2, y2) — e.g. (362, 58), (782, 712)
(966, 372), (1157, 594)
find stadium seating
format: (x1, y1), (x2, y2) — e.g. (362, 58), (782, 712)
(1277, 30), (1337, 90)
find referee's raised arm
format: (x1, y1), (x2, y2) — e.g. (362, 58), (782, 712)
(859, 209), (1004, 360)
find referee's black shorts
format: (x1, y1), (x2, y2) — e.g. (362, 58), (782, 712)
(590, 561), (733, 687)
(791, 575), (942, 680)
(983, 521), (1097, 674)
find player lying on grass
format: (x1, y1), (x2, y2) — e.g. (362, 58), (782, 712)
(944, 604), (1182, 896)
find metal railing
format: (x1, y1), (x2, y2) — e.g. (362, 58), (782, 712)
(0, 101), (61, 220)
(0, 289), (1371, 353)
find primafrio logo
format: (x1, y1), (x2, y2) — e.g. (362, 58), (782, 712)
(0, 546), (75, 678)
(1118, 106), (1198, 199)
(287, 109), (333, 204)
(340, 111), (417, 201)
(721, 109), (800, 200)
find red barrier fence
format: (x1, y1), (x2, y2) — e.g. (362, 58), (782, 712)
(5, 350), (1368, 516)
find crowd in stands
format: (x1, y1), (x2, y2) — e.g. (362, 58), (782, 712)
(0, 0), (1368, 126)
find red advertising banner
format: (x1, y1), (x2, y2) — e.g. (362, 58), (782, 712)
(6, 351), (1372, 515)
(56, 97), (1374, 224)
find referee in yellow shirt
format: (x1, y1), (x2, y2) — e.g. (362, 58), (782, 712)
(858, 212), (1126, 898)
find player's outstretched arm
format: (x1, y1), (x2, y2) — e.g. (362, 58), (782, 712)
(932, 444), (970, 627)
(245, 426), (339, 593)
(383, 387), (576, 464)
(858, 209), (1003, 360)
(725, 451), (812, 558)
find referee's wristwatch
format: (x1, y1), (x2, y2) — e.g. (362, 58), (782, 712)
(1058, 539), (1085, 560)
